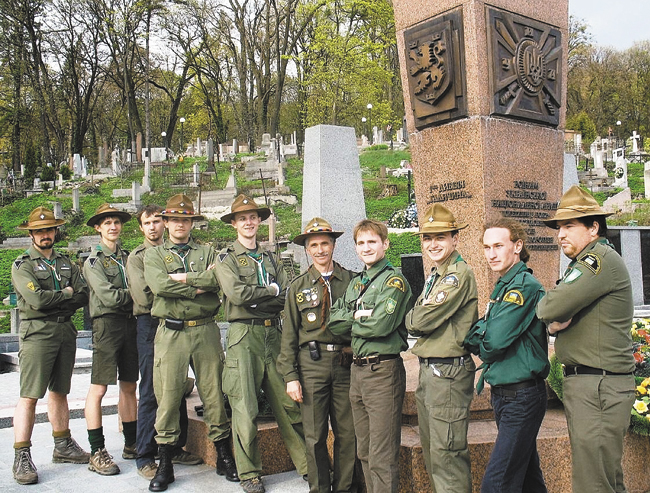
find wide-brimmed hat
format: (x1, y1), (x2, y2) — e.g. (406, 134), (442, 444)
(86, 204), (132, 228)
(158, 194), (204, 220)
(543, 185), (612, 229)
(221, 194), (271, 223)
(414, 204), (468, 235)
(17, 206), (66, 231)
(292, 217), (344, 246)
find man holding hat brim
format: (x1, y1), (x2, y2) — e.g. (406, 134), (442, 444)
(536, 185), (635, 493)
(277, 218), (357, 493)
(404, 204), (478, 493)
(143, 194), (237, 491)
(83, 204), (138, 476)
(11, 207), (90, 485)
(215, 194), (307, 493)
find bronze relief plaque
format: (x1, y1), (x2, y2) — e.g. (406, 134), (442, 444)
(404, 8), (467, 130)
(487, 7), (562, 126)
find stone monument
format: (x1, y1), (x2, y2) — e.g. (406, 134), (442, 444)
(395, 0), (567, 299)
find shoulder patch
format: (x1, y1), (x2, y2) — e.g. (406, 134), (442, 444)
(503, 290), (524, 305)
(432, 290), (448, 305)
(218, 252), (228, 263)
(564, 268), (583, 284)
(385, 297), (397, 314)
(578, 253), (601, 274)
(88, 257), (98, 267)
(440, 274), (459, 287)
(14, 259), (24, 269)
(386, 276), (406, 292)
(27, 281), (36, 291)
(239, 257), (249, 267)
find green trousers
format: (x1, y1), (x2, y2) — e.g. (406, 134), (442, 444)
(564, 374), (635, 493)
(153, 321), (230, 444)
(223, 321), (307, 481)
(415, 358), (475, 493)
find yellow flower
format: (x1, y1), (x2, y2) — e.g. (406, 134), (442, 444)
(637, 385), (648, 395)
(643, 377), (650, 387)
(634, 400), (648, 414)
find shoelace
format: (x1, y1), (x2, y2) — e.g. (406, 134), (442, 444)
(96, 448), (114, 466)
(17, 450), (36, 473)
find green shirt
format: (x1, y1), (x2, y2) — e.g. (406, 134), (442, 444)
(126, 239), (156, 316)
(329, 257), (413, 357)
(536, 238), (635, 374)
(277, 262), (356, 383)
(406, 251), (478, 358)
(83, 241), (132, 318)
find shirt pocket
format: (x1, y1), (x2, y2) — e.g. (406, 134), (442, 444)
(238, 265), (258, 283)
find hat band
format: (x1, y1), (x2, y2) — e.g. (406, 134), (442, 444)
(423, 221), (458, 229)
(556, 205), (606, 215)
(304, 226), (334, 234)
(162, 209), (196, 215)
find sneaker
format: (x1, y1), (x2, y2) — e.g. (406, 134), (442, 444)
(13, 447), (38, 485)
(171, 448), (203, 465)
(88, 448), (120, 476)
(122, 443), (137, 460)
(137, 461), (158, 480)
(53, 437), (90, 464)
(241, 476), (265, 493)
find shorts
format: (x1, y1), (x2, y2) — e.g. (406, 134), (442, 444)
(91, 315), (139, 385)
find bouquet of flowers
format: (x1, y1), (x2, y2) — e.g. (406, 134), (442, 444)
(630, 319), (650, 435)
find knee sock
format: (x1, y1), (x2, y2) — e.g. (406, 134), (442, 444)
(122, 420), (137, 447)
(52, 429), (71, 439)
(88, 427), (105, 455)
(14, 441), (31, 449)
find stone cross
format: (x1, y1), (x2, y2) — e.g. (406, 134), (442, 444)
(132, 181), (141, 207)
(72, 187), (80, 211)
(632, 131), (640, 153)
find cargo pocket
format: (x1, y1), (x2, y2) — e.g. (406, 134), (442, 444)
(226, 323), (248, 349)
(432, 406), (469, 451)
(222, 358), (242, 398)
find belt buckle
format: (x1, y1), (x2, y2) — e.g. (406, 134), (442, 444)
(264, 319), (272, 327)
(187, 320), (197, 327)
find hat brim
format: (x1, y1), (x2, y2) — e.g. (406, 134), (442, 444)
(87, 211), (132, 227)
(159, 212), (204, 221)
(221, 206), (272, 224)
(292, 230), (344, 246)
(542, 210), (612, 229)
(413, 222), (468, 235)
(17, 219), (66, 231)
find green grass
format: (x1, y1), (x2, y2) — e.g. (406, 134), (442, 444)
(359, 149), (410, 173)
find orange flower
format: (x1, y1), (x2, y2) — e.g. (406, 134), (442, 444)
(634, 352), (645, 364)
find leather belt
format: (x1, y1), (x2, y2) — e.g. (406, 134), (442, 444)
(99, 313), (133, 320)
(38, 315), (71, 323)
(491, 378), (545, 398)
(183, 317), (214, 327)
(563, 365), (632, 377)
(238, 318), (281, 327)
(353, 354), (399, 366)
(419, 356), (469, 366)
(301, 343), (346, 352)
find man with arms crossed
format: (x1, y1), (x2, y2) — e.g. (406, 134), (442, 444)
(537, 185), (635, 493)
(405, 204), (477, 493)
(11, 207), (89, 485)
(277, 218), (356, 493)
(329, 219), (412, 493)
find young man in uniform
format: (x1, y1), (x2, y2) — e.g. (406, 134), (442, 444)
(11, 207), (89, 485)
(329, 219), (413, 493)
(126, 204), (203, 480)
(537, 185), (635, 493)
(277, 218), (357, 493)
(143, 194), (237, 491)
(83, 204), (138, 476)
(215, 194), (307, 493)
(464, 218), (548, 493)
(405, 204), (477, 493)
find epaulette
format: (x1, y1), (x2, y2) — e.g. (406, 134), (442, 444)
(88, 257), (98, 267)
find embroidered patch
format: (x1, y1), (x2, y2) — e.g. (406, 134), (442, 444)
(503, 290), (524, 305)
(578, 253), (601, 274)
(564, 268), (583, 284)
(307, 312), (317, 322)
(386, 298), (397, 314)
(88, 257), (98, 267)
(432, 290), (448, 305)
(14, 260), (23, 269)
(239, 258), (249, 267)
(165, 255), (173, 263)
(386, 276), (406, 292)
(441, 274), (459, 287)
(27, 281), (35, 291)
(218, 252), (228, 263)
(354, 281), (364, 291)
(296, 292), (305, 303)
(103, 259), (111, 268)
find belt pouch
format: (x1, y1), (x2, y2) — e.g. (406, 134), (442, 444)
(165, 318), (184, 331)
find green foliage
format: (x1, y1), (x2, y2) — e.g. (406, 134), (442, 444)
(0, 311), (10, 334)
(386, 232), (420, 267)
(60, 165), (72, 180)
(23, 142), (38, 187)
(566, 111), (597, 146)
(368, 144), (388, 151)
(547, 353), (564, 401)
(41, 165), (56, 182)
(0, 249), (23, 300)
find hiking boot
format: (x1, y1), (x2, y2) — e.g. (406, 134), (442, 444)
(88, 447), (120, 476)
(122, 443), (137, 460)
(215, 438), (239, 482)
(13, 447), (38, 485)
(240, 477), (265, 493)
(138, 461), (158, 480)
(171, 448), (203, 465)
(53, 436), (90, 464)
(149, 444), (174, 492)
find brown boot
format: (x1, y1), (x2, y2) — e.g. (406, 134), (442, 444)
(13, 447), (38, 485)
(53, 436), (90, 464)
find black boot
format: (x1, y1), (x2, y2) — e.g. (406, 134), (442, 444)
(149, 444), (175, 492)
(215, 438), (239, 482)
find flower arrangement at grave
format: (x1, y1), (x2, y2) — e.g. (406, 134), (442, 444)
(387, 202), (418, 229)
(630, 319), (650, 435)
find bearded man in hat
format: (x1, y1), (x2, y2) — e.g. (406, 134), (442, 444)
(277, 218), (357, 493)
(83, 203), (137, 476)
(11, 207), (89, 485)
(215, 194), (307, 493)
(143, 194), (236, 492)
(537, 185), (635, 493)
(405, 204), (477, 493)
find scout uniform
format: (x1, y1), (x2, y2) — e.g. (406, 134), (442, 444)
(277, 218), (357, 493)
(464, 260), (549, 493)
(329, 256), (412, 493)
(536, 186), (635, 493)
(143, 195), (236, 491)
(215, 195), (307, 489)
(12, 207), (89, 484)
(404, 205), (477, 493)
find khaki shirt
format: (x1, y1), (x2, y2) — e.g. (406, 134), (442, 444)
(126, 240), (156, 316)
(406, 251), (478, 358)
(537, 239), (635, 374)
(214, 240), (288, 321)
(12, 245), (88, 319)
(83, 241), (132, 318)
(277, 262), (355, 383)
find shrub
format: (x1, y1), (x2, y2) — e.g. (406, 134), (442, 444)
(41, 165), (56, 182)
(60, 165), (72, 180)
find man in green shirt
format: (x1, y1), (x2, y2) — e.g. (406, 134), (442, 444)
(277, 217), (356, 493)
(11, 207), (89, 485)
(329, 219), (413, 493)
(83, 204), (138, 477)
(405, 204), (477, 493)
(537, 186), (635, 493)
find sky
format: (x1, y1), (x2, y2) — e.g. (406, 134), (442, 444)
(569, 0), (650, 50)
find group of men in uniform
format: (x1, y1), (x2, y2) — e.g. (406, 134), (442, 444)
(10, 184), (636, 493)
